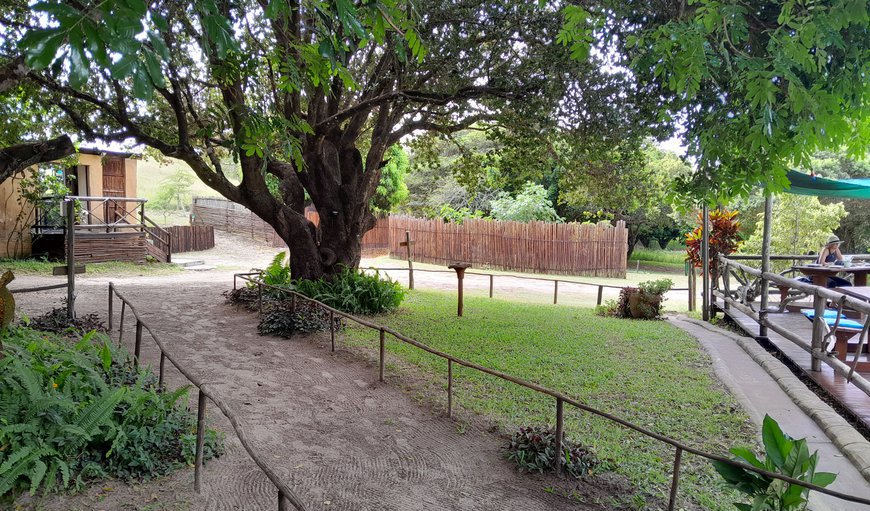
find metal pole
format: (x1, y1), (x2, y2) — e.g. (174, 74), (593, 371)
(701, 204), (710, 321)
(66, 198), (76, 321)
(758, 193), (773, 339)
(668, 447), (683, 510)
(554, 398), (564, 475)
(194, 389), (207, 492)
(379, 328), (386, 382)
(447, 359), (453, 418)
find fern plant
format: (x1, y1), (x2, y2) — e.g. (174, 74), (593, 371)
(0, 326), (224, 502)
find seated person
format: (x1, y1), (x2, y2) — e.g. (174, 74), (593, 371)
(798, 235), (851, 288)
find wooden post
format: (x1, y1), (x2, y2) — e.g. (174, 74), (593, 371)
(134, 320), (142, 369)
(379, 328), (386, 382)
(194, 389), (207, 492)
(488, 274), (493, 298)
(447, 359), (453, 418)
(108, 283), (114, 332)
(118, 302), (126, 346)
(448, 263), (471, 316)
(723, 269), (731, 311)
(258, 282), (263, 317)
(759, 193), (773, 339)
(553, 280), (559, 305)
(668, 447), (683, 510)
(330, 310), (335, 352)
(401, 231), (415, 290)
(158, 352), (165, 388)
(597, 285), (603, 306)
(278, 491), (287, 511)
(701, 205), (710, 321)
(554, 398), (564, 474)
(66, 198), (76, 321)
(688, 270), (695, 312)
(811, 290), (825, 372)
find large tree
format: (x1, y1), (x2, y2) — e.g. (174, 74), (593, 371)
(8, 0), (659, 279)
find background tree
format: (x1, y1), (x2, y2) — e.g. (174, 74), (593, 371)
(583, 1), (870, 204)
(489, 182), (562, 223)
(12, 0), (660, 279)
(150, 169), (196, 212)
(741, 195), (847, 270)
(371, 145), (409, 214)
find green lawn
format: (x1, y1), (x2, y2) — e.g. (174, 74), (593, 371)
(629, 248), (688, 269)
(343, 290), (755, 509)
(0, 258), (182, 276)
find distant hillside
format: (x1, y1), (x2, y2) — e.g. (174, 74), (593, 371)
(136, 158), (224, 203)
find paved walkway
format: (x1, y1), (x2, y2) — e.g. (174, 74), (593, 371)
(670, 317), (870, 511)
(15, 278), (598, 511)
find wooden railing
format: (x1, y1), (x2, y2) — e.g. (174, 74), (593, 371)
(234, 273), (870, 509)
(715, 255), (870, 397)
(141, 214), (171, 262)
(34, 196), (149, 233)
(108, 283), (308, 510)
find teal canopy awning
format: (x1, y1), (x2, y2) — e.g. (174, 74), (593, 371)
(786, 170), (870, 199)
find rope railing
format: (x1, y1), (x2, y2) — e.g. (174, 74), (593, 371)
(235, 273), (870, 509)
(107, 282), (309, 511)
(354, 266), (694, 309)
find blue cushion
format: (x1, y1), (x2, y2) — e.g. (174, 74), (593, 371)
(801, 309), (840, 318)
(801, 310), (864, 329)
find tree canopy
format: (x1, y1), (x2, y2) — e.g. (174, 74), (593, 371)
(4, 0), (670, 278)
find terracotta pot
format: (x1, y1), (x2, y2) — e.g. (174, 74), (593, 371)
(627, 291), (661, 319)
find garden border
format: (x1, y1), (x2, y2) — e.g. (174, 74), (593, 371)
(235, 273), (870, 510)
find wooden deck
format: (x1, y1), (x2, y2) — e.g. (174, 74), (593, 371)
(721, 303), (870, 430)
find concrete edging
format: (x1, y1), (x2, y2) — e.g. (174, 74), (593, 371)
(682, 317), (870, 482)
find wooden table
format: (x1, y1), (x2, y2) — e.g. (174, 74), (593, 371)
(793, 264), (870, 287)
(834, 286), (870, 302)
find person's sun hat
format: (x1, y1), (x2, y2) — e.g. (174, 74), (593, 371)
(826, 235), (841, 246)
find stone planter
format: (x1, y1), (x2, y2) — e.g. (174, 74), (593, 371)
(627, 290), (662, 319)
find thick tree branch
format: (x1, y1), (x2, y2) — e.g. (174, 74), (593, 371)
(0, 135), (74, 184)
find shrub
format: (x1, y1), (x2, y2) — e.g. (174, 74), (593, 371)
(506, 426), (600, 479)
(0, 327), (223, 501)
(258, 301), (338, 338)
(260, 252), (292, 287)
(686, 209), (743, 281)
(712, 415), (836, 511)
(637, 278), (673, 296)
(292, 266), (405, 315)
(27, 305), (106, 336)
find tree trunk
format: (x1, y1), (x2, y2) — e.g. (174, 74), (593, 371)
(266, 136), (381, 281)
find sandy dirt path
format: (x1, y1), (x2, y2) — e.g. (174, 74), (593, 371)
(13, 275), (609, 511)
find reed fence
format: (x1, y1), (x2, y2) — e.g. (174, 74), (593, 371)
(234, 273), (870, 510)
(167, 225), (215, 253)
(193, 198), (628, 277)
(388, 216), (627, 277)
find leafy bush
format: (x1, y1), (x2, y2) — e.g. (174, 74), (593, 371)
(0, 327), (223, 501)
(292, 266), (405, 315)
(637, 278), (673, 296)
(258, 301), (338, 338)
(260, 252), (292, 287)
(686, 209), (743, 280)
(712, 415), (835, 511)
(27, 305), (106, 336)
(506, 426), (600, 479)
(223, 286), (261, 311)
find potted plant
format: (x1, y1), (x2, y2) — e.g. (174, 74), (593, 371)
(626, 278), (673, 319)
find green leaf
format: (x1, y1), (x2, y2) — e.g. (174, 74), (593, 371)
(144, 51), (167, 88)
(762, 414), (791, 470)
(68, 44), (89, 89)
(111, 54), (138, 80)
(811, 471), (836, 487)
(132, 63), (154, 100)
(22, 29), (66, 70)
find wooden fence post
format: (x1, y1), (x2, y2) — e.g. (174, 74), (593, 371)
(66, 198), (76, 321)
(668, 447), (683, 510)
(447, 359), (453, 418)
(134, 320), (142, 369)
(553, 280), (559, 305)
(194, 389), (207, 492)
(379, 328), (386, 382)
(554, 398), (564, 474)
(330, 310), (335, 352)
(489, 274), (494, 298)
(811, 290), (825, 372)
(596, 285), (603, 306)
(108, 283), (114, 332)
